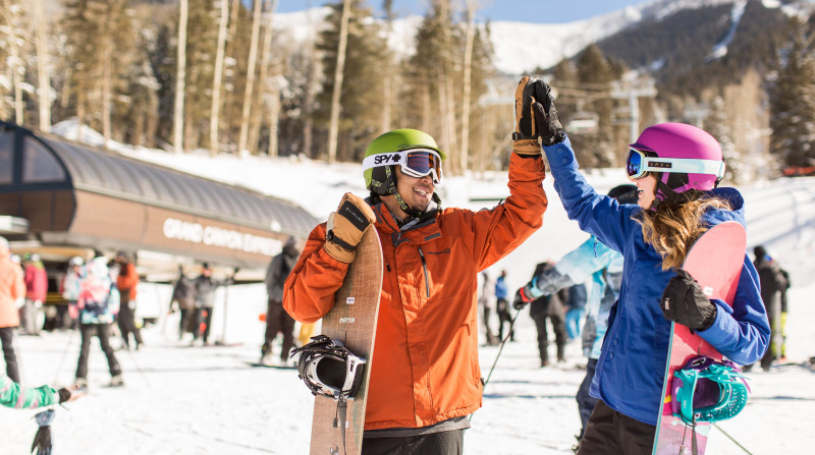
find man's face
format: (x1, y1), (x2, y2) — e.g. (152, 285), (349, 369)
(394, 165), (435, 213)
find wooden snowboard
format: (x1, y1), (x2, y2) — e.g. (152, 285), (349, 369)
(653, 221), (746, 455)
(309, 228), (383, 455)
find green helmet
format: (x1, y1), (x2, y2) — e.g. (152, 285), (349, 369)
(363, 129), (446, 196)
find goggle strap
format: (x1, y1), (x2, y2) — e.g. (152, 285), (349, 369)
(361, 149), (442, 172)
(641, 157), (726, 179)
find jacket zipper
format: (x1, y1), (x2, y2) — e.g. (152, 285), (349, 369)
(418, 247), (430, 298)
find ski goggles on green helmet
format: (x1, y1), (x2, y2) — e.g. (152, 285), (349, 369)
(362, 148), (443, 185)
(626, 148), (725, 181)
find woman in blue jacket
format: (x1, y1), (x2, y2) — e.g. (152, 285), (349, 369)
(522, 79), (770, 455)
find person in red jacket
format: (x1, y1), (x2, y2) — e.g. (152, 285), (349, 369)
(0, 236), (25, 381)
(115, 251), (143, 350)
(21, 253), (47, 336)
(284, 77), (558, 455)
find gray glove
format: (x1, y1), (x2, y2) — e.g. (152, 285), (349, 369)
(31, 409), (55, 455)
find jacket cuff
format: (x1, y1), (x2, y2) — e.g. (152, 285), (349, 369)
(543, 136), (577, 170)
(317, 243), (351, 272)
(699, 298), (737, 346)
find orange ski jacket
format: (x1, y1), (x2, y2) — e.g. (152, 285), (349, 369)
(283, 153), (547, 430)
(117, 263), (139, 301)
(0, 257), (25, 328)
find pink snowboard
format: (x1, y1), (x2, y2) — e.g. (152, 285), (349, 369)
(653, 221), (746, 455)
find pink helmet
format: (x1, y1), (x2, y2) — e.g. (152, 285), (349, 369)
(630, 123), (725, 202)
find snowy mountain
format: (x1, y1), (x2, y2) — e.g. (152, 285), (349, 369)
(272, 0), (815, 75)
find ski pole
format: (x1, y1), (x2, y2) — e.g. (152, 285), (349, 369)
(470, 307), (522, 423)
(712, 422), (754, 455)
(121, 344), (151, 387)
(482, 307), (522, 389)
(52, 328), (80, 385)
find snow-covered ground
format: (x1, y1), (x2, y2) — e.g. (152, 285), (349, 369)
(3, 126), (815, 453)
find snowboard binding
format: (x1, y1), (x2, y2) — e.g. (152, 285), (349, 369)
(671, 355), (751, 425)
(292, 335), (367, 401)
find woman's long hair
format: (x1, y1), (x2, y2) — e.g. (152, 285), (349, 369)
(637, 190), (732, 270)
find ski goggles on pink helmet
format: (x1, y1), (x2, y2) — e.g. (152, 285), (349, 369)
(362, 148), (443, 185)
(626, 148), (725, 183)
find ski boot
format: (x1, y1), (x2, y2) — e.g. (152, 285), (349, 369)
(109, 374), (125, 387)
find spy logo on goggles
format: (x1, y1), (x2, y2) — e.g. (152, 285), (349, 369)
(627, 148), (725, 181)
(373, 154), (402, 165)
(363, 148), (443, 185)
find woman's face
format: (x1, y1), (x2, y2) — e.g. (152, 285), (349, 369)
(635, 175), (658, 209)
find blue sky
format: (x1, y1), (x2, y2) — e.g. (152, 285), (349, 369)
(276, 0), (655, 24)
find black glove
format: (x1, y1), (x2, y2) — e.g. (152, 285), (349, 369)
(512, 289), (526, 310)
(530, 80), (566, 146)
(660, 269), (718, 331)
(57, 388), (71, 404)
(31, 410), (54, 455)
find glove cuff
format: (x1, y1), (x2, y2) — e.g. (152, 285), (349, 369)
(323, 242), (355, 264)
(513, 138), (541, 156)
(58, 388), (71, 404)
(699, 303), (718, 331)
(541, 131), (566, 146)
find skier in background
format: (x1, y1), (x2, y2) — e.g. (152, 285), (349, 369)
(494, 270), (514, 342)
(478, 270), (497, 345)
(515, 79), (769, 455)
(284, 76), (549, 455)
(563, 282), (587, 340)
(1, 373), (84, 455)
(115, 251), (143, 351)
(60, 257), (86, 330)
(0, 236), (25, 382)
(515, 261), (568, 367)
(191, 263), (235, 345)
(169, 267), (196, 341)
(74, 257), (123, 388)
(260, 236), (300, 366)
(751, 245), (788, 372)
(21, 253), (48, 336)
(516, 184), (638, 450)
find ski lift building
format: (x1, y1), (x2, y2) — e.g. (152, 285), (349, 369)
(0, 121), (318, 275)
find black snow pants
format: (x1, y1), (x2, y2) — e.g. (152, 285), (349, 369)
(361, 429), (464, 455)
(117, 297), (143, 349)
(0, 327), (19, 382)
(577, 400), (655, 455)
(264, 300), (295, 361)
(75, 323), (121, 380)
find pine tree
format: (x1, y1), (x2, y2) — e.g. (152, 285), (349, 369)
(173, 0), (188, 153)
(210, 0), (230, 156)
(769, 16), (815, 168)
(61, 0), (134, 145)
(316, 0), (387, 162)
(34, 0), (51, 132)
(0, 0), (29, 125)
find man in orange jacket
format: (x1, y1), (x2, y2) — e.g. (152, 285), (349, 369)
(115, 251), (143, 350)
(0, 236), (25, 382)
(284, 77), (561, 454)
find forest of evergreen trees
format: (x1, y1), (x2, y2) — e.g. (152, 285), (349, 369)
(1, 0), (814, 179)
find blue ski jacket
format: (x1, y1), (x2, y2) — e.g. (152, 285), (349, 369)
(532, 236), (623, 359)
(543, 138), (770, 426)
(494, 276), (509, 300)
